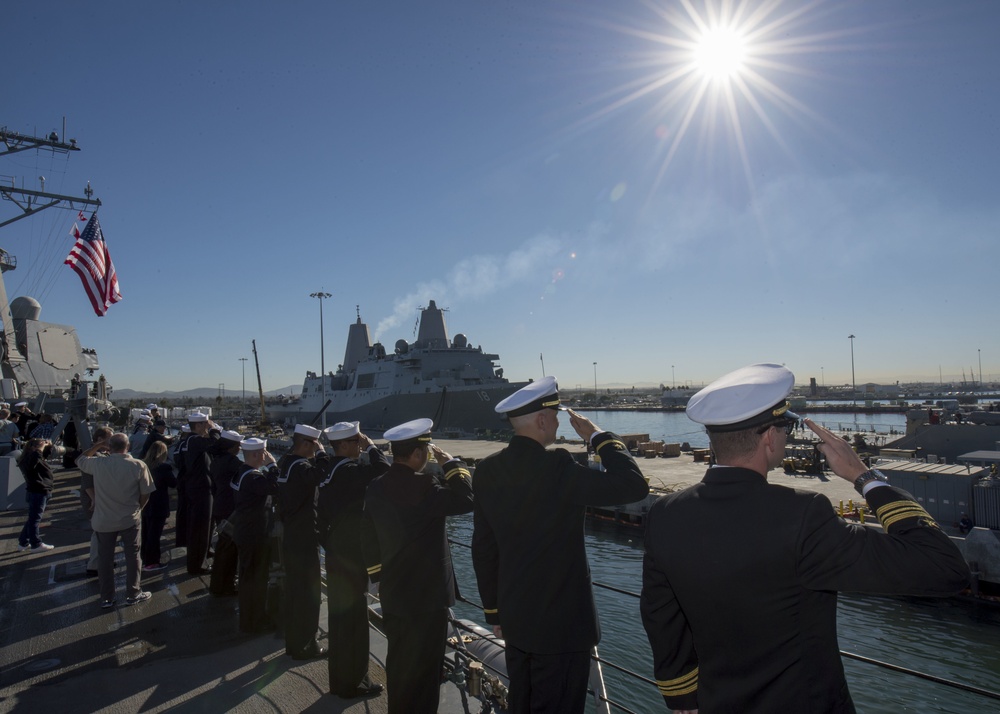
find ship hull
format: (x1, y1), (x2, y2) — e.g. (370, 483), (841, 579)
(268, 382), (526, 433)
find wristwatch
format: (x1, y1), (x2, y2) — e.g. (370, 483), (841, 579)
(853, 468), (887, 495)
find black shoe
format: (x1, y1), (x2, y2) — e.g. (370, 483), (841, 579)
(290, 645), (327, 661)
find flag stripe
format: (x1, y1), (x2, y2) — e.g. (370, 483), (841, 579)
(64, 214), (122, 316)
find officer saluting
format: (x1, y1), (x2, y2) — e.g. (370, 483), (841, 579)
(230, 437), (278, 634)
(363, 418), (473, 714)
(318, 421), (389, 699)
(275, 424), (329, 660)
(471, 375), (649, 714)
(640, 363), (969, 713)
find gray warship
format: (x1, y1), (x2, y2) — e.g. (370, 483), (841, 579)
(269, 301), (527, 433)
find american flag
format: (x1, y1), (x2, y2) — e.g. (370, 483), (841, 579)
(64, 213), (122, 316)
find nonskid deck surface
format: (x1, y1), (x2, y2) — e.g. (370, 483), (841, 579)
(0, 466), (497, 713)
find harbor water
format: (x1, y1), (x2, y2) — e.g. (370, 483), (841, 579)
(447, 410), (1000, 713)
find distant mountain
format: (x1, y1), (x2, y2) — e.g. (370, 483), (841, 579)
(114, 385), (302, 401)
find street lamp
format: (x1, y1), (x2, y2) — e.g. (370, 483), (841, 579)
(848, 334), (856, 406)
(671, 365), (675, 390)
(310, 291), (332, 428)
(239, 357), (248, 414)
(593, 362), (598, 404)
(979, 348), (983, 388)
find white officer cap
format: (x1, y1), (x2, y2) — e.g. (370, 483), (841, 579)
(188, 412), (209, 423)
(136, 413), (152, 422)
(383, 418), (434, 444)
(221, 430), (243, 443)
(241, 437), (267, 451)
(324, 421), (360, 441)
(686, 363), (800, 433)
(146, 403), (159, 410)
(14, 402), (27, 408)
(495, 375), (562, 418)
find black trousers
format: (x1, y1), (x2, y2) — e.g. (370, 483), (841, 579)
(505, 644), (591, 714)
(281, 535), (321, 655)
(382, 608), (448, 714)
(326, 547), (370, 695)
(210, 530), (238, 594)
(185, 488), (212, 572)
(140, 510), (168, 565)
(235, 536), (271, 633)
(175, 479), (188, 548)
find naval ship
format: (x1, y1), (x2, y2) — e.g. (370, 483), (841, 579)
(0, 124), (115, 439)
(268, 300), (527, 433)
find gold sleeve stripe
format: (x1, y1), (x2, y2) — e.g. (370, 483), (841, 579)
(445, 466), (470, 481)
(876, 501), (935, 529)
(367, 565), (381, 575)
(484, 608), (498, 614)
(594, 438), (625, 453)
(656, 667), (698, 696)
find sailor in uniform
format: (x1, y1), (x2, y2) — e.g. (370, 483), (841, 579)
(471, 376), (649, 714)
(230, 437), (278, 634)
(275, 423), (329, 660)
(318, 421), (389, 698)
(640, 363), (970, 713)
(183, 412), (221, 574)
(208, 430), (243, 597)
(363, 418), (473, 714)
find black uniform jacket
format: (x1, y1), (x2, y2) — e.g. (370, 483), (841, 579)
(210, 451), (242, 520)
(317, 446), (390, 544)
(231, 463), (278, 545)
(184, 431), (221, 495)
(471, 432), (649, 654)
(640, 466), (971, 714)
(363, 459), (473, 616)
(276, 452), (329, 541)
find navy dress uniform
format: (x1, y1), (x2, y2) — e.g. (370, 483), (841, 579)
(183, 412), (221, 574)
(208, 430), (243, 596)
(640, 363), (970, 713)
(230, 438), (278, 634)
(363, 418), (474, 714)
(275, 424), (329, 659)
(471, 376), (649, 714)
(172, 426), (192, 549)
(318, 421), (390, 698)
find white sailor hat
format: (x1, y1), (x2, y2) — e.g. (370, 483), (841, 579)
(495, 375), (562, 418)
(324, 421), (360, 441)
(383, 418), (434, 444)
(14, 402), (27, 408)
(687, 363), (800, 433)
(181, 425), (192, 433)
(221, 430), (243, 443)
(188, 412), (209, 423)
(294, 424), (322, 441)
(240, 437), (267, 451)
(146, 403), (159, 411)
(136, 413), (152, 422)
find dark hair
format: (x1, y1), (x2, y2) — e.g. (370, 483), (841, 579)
(17, 438), (46, 468)
(708, 428), (763, 463)
(392, 441), (428, 461)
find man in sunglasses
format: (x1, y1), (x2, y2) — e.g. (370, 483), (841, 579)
(640, 363), (969, 714)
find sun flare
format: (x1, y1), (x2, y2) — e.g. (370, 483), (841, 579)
(693, 26), (747, 82)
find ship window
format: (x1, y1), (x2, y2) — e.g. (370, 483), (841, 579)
(357, 373), (375, 389)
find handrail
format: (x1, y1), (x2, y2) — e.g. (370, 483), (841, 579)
(445, 537), (1000, 705)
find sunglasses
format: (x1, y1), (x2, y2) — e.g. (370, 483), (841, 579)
(757, 419), (796, 436)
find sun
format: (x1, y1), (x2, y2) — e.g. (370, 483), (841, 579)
(693, 26), (747, 82)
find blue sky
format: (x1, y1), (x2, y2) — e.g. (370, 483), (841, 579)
(4, 0), (998, 394)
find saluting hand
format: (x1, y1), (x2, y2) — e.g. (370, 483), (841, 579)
(567, 409), (599, 442)
(805, 419), (867, 483)
(430, 444), (453, 465)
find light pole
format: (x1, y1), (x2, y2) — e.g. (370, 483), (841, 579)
(239, 357), (248, 414)
(593, 362), (598, 404)
(821, 366), (824, 387)
(671, 365), (675, 390)
(848, 334), (856, 406)
(979, 348), (983, 388)
(310, 291), (332, 428)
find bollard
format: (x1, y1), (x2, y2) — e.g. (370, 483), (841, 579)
(839, 500), (844, 517)
(468, 660), (483, 697)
